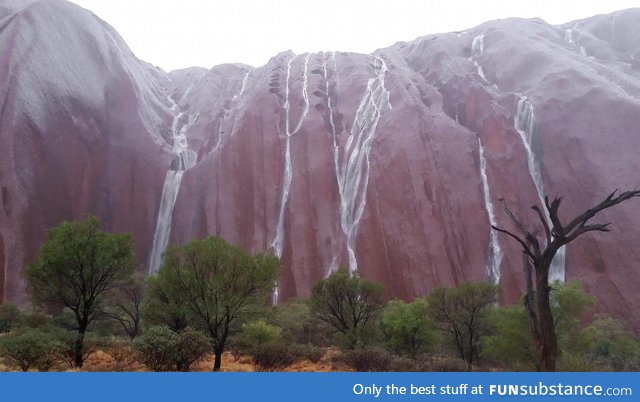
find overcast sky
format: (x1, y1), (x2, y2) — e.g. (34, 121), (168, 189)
(67, 0), (639, 72)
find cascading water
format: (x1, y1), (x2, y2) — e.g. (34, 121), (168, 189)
(332, 55), (391, 275)
(270, 53), (311, 303)
(514, 96), (565, 282)
(478, 139), (502, 284)
(564, 29), (575, 46)
(323, 52), (341, 275)
(212, 71), (251, 153)
(563, 28), (588, 57)
(470, 34), (489, 84)
(148, 97), (198, 275)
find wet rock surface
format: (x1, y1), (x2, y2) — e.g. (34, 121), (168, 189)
(1, 1), (639, 325)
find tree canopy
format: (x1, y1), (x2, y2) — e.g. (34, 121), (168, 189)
(151, 236), (279, 371)
(25, 216), (137, 367)
(427, 281), (499, 369)
(310, 269), (384, 349)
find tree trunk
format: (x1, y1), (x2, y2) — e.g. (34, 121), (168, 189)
(74, 330), (85, 368)
(213, 347), (223, 371)
(536, 268), (557, 371)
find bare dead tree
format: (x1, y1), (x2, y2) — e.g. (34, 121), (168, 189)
(493, 189), (640, 371)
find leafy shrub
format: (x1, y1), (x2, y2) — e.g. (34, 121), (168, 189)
(56, 331), (102, 369)
(272, 300), (309, 342)
(17, 310), (55, 329)
(341, 347), (393, 372)
(299, 344), (325, 363)
(134, 326), (175, 371)
(0, 329), (65, 371)
(133, 326), (210, 372)
(427, 355), (469, 372)
(173, 327), (210, 372)
(250, 342), (301, 372)
(0, 304), (21, 333)
(234, 319), (282, 354)
(104, 338), (135, 371)
(381, 298), (438, 358)
(586, 315), (640, 371)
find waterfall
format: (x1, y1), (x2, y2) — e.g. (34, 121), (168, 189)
(564, 29), (575, 46)
(212, 71), (251, 153)
(333, 55), (391, 275)
(478, 139), (502, 284)
(323, 52), (340, 275)
(514, 96), (565, 282)
(270, 53), (311, 303)
(470, 34), (489, 84)
(148, 98), (198, 275)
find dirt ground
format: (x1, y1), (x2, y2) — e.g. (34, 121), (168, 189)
(0, 347), (350, 372)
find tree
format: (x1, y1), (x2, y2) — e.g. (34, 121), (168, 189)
(482, 280), (593, 371)
(482, 304), (538, 370)
(103, 273), (145, 339)
(493, 189), (640, 371)
(152, 236), (279, 371)
(381, 298), (438, 358)
(142, 274), (190, 332)
(427, 281), (499, 369)
(25, 216), (138, 367)
(309, 268), (384, 349)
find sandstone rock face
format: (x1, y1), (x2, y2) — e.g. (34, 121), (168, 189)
(1, 1), (639, 325)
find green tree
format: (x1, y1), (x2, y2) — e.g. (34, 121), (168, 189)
(482, 304), (538, 370)
(553, 280), (594, 359)
(25, 216), (137, 367)
(103, 273), (145, 339)
(152, 236), (279, 371)
(381, 298), (438, 358)
(427, 281), (499, 369)
(482, 280), (594, 371)
(142, 274), (190, 332)
(309, 269), (384, 349)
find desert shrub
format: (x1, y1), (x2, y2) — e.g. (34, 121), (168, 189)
(173, 327), (210, 372)
(381, 298), (438, 358)
(481, 305), (538, 371)
(341, 347), (393, 372)
(250, 343), (302, 372)
(134, 326), (176, 371)
(17, 310), (55, 329)
(104, 338), (135, 371)
(0, 328), (65, 371)
(586, 315), (640, 371)
(299, 344), (325, 363)
(272, 299), (333, 345)
(133, 325), (210, 372)
(427, 355), (469, 372)
(0, 304), (21, 333)
(234, 319), (282, 354)
(56, 331), (103, 369)
(557, 351), (595, 372)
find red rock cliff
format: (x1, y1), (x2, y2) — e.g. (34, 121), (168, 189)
(1, 1), (639, 326)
